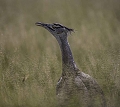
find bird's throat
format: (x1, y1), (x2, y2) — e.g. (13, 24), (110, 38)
(57, 36), (77, 71)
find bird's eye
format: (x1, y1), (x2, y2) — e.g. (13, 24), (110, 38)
(52, 25), (61, 29)
(52, 25), (56, 29)
(52, 24), (65, 34)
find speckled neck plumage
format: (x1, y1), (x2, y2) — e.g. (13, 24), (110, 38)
(57, 35), (77, 71)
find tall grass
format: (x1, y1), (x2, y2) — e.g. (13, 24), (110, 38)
(0, 0), (120, 107)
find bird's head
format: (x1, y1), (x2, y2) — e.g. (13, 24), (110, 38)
(35, 22), (73, 39)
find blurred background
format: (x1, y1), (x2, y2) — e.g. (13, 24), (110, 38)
(0, 0), (120, 107)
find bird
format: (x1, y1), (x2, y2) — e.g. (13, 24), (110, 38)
(35, 22), (107, 107)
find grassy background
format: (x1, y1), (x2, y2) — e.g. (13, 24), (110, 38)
(0, 0), (120, 107)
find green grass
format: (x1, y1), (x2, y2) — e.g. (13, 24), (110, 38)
(0, 0), (120, 107)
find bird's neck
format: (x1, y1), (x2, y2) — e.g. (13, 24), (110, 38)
(57, 36), (77, 71)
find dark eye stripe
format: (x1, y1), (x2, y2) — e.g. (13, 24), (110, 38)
(53, 26), (61, 28)
(48, 26), (55, 31)
(53, 23), (63, 28)
(53, 23), (74, 32)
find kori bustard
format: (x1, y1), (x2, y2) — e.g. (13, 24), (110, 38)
(35, 22), (106, 107)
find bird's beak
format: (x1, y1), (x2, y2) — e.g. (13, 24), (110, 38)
(35, 22), (47, 27)
(35, 22), (55, 32)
